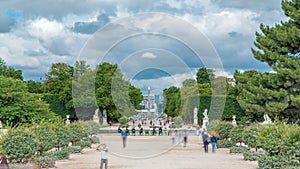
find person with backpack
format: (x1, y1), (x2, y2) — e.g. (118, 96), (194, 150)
(211, 135), (218, 153)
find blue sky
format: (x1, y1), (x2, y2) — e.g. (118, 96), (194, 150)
(0, 0), (286, 94)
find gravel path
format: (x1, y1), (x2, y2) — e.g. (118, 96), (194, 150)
(53, 135), (258, 169)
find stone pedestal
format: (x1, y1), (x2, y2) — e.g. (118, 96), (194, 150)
(193, 107), (198, 125)
(232, 115), (237, 126)
(202, 118), (209, 129)
(66, 115), (70, 124)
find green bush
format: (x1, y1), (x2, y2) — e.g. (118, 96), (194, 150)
(50, 150), (70, 160)
(119, 116), (129, 128)
(174, 116), (183, 128)
(2, 128), (37, 163)
(242, 125), (261, 151)
(229, 126), (244, 146)
(216, 121), (233, 140)
(73, 137), (92, 149)
(91, 136), (100, 143)
(54, 124), (71, 150)
(31, 123), (57, 155)
(206, 120), (220, 133)
(32, 155), (55, 168)
(68, 122), (87, 144)
(229, 146), (250, 154)
(68, 146), (82, 153)
(217, 139), (235, 148)
(243, 150), (265, 161)
(80, 120), (100, 137)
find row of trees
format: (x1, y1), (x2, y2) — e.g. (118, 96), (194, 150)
(163, 0), (300, 124)
(0, 59), (143, 126)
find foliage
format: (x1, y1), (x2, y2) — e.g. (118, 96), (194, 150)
(196, 67), (214, 85)
(242, 125), (261, 150)
(80, 120), (100, 137)
(31, 123), (57, 155)
(26, 80), (43, 93)
(68, 122), (87, 144)
(0, 76), (58, 126)
(163, 86), (181, 117)
(73, 137), (92, 149)
(1, 127), (37, 163)
(206, 120), (220, 134)
(229, 146), (250, 154)
(217, 140), (235, 148)
(50, 150), (70, 160)
(0, 58), (23, 80)
(31, 155), (55, 168)
(42, 93), (68, 119)
(243, 150), (265, 161)
(229, 126), (244, 146)
(91, 136), (100, 143)
(235, 0), (300, 123)
(53, 124), (71, 150)
(119, 116), (129, 128)
(173, 116), (183, 128)
(216, 121), (233, 140)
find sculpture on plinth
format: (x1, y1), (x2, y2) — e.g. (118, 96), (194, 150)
(102, 110), (108, 125)
(232, 115), (237, 126)
(202, 109), (209, 129)
(263, 113), (272, 125)
(193, 107), (198, 125)
(93, 109), (100, 124)
(0, 120), (2, 128)
(66, 115), (70, 124)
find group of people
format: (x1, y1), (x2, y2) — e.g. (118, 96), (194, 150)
(201, 129), (218, 153)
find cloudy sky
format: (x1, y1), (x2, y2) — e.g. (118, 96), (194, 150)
(0, 0), (286, 94)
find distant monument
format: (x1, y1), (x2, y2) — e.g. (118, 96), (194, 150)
(202, 109), (209, 129)
(66, 115), (70, 124)
(0, 120), (2, 128)
(232, 115), (237, 126)
(263, 113), (272, 125)
(193, 107), (198, 125)
(93, 109), (100, 124)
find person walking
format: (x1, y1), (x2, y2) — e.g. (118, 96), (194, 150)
(121, 129), (127, 148)
(97, 143), (108, 169)
(202, 131), (209, 153)
(183, 132), (188, 147)
(211, 135), (218, 153)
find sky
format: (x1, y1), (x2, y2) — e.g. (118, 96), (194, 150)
(0, 0), (286, 95)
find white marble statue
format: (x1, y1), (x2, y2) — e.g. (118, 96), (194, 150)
(232, 115), (237, 126)
(202, 109), (209, 129)
(93, 109), (100, 124)
(203, 109), (208, 119)
(263, 113), (272, 124)
(193, 107), (198, 125)
(66, 115), (70, 124)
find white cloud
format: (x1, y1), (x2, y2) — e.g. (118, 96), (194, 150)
(141, 52), (157, 59)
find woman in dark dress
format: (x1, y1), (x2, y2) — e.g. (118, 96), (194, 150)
(0, 153), (9, 169)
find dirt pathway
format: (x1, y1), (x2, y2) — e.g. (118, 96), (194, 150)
(53, 135), (258, 169)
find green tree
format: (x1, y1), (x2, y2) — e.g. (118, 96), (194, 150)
(0, 58), (23, 80)
(196, 67), (214, 85)
(236, 0), (300, 123)
(0, 76), (57, 126)
(26, 80), (43, 93)
(163, 86), (181, 117)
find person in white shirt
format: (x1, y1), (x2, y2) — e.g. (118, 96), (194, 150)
(97, 143), (108, 169)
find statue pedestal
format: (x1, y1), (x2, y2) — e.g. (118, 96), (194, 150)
(66, 115), (70, 124)
(202, 118), (209, 129)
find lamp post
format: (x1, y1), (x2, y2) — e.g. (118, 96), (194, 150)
(148, 86), (150, 119)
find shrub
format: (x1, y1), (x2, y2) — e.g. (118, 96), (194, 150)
(2, 128), (37, 163)
(31, 123), (57, 155)
(242, 125), (261, 151)
(216, 121), (233, 140)
(217, 139), (235, 148)
(91, 136), (100, 144)
(119, 116), (129, 128)
(54, 124), (71, 150)
(229, 146), (250, 154)
(68, 122), (87, 144)
(243, 150), (265, 161)
(32, 155), (55, 168)
(229, 126), (244, 146)
(174, 116), (183, 128)
(207, 120), (220, 134)
(80, 121), (100, 137)
(73, 137), (92, 149)
(50, 150), (70, 160)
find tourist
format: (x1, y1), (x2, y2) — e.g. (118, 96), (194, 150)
(97, 143), (108, 169)
(138, 123), (141, 129)
(183, 132), (188, 147)
(150, 120), (153, 126)
(109, 120), (112, 127)
(131, 127), (136, 136)
(139, 127), (144, 135)
(171, 130), (176, 145)
(158, 126), (163, 135)
(0, 153), (9, 169)
(211, 134), (218, 153)
(121, 129), (127, 148)
(202, 131), (209, 153)
(117, 126), (122, 133)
